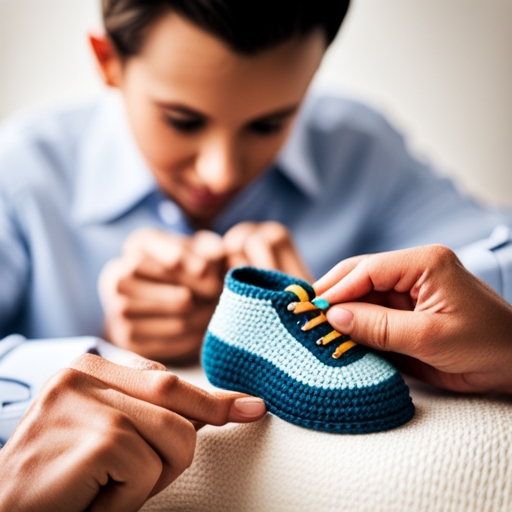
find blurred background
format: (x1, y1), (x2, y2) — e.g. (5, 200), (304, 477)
(0, 0), (511, 205)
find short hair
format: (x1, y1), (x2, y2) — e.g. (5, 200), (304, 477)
(102, 0), (350, 57)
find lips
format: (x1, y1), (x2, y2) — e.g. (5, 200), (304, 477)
(187, 187), (231, 208)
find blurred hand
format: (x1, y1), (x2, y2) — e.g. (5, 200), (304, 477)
(314, 245), (512, 394)
(99, 229), (225, 361)
(0, 353), (266, 512)
(223, 221), (313, 281)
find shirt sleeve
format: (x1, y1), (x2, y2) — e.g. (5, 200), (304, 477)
(0, 336), (141, 445)
(455, 225), (512, 304)
(349, 109), (512, 301)
(0, 187), (30, 336)
(0, 335), (101, 444)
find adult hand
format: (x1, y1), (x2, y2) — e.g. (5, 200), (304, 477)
(314, 245), (512, 394)
(99, 229), (225, 361)
(223, 221), (313, 281)
(0, 353), (266, 512)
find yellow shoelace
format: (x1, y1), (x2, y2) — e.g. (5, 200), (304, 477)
(285, 284), (357, 359)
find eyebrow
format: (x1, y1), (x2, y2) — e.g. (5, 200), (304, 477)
(155, 101), (300, 122)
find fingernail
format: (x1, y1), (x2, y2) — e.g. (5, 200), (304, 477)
(327, 307), (354, 331)
(233, 398), (266, 417)
(312, 297), (330, 310)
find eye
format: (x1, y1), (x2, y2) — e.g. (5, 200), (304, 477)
(249, 119), (285, 136)
(163, 115), (205, 133)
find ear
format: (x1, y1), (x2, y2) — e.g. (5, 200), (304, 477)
(89, 33), (123, 88)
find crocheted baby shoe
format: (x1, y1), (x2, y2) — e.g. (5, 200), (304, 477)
(202, 267), (415, 433)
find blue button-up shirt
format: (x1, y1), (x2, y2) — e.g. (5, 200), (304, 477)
(1, 89), (512, 343)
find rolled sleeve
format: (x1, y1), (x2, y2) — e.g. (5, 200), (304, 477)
(455, 225), (512, 303)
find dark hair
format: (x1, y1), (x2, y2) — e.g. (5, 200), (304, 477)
(102, 0), (350, 57)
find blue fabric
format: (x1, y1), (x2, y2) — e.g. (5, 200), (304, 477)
(1, 89), (512, 345)
(203, 267), (415, 433)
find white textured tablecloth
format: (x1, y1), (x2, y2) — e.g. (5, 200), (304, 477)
(142, 369), (512, 512)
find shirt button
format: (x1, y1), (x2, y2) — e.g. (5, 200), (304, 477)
(158, 200), (182, 226)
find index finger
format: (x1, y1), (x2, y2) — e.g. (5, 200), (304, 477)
(124, 229), (206, 281)
(313, 254), (368, 295)
(69, 354), (266, 425)
(317, 247), (432, 305)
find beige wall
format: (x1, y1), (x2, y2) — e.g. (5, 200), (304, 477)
(1, 0), (511, 205)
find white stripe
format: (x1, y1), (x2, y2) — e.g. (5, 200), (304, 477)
(208, 288), (396, 390)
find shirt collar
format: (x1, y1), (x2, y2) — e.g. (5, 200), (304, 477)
(73, 92), (158, 225)
(72, 90), (322, 225)
(274, 93), (322, 199)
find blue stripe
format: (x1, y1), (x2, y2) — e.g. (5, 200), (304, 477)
(203, 333), (415, 434)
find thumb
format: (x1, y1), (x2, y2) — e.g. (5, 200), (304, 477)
(326, 303), (424, 356)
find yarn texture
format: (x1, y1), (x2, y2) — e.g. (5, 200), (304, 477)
(202, 267), (415, 433)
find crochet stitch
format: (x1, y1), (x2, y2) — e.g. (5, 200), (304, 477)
(202, 267), (415, 433)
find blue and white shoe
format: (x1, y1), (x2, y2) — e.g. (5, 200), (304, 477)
(202, 267), (415, 433)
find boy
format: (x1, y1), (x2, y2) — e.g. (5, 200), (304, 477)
(1, 2), (512, 507)
(1, 0), (511, 363)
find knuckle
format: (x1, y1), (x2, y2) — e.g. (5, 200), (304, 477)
(371, 311), (391, 351)
(175, 288), (194, 313)
(91, 415), (132, 456)
(114, 296), (132, 318)
(428, 244), (458, 266)
(103, 411), (132, 434)
(260, 222), (290, 246)
(38, 369), (84, 408)
(122, 228), (155, 253)
(176, 419), (197, 470)
(134, 356), (168, 372)
(157, 412), (197, 471)
(151, 372), (181, 398)
(224, 222), (257, 252)
(193, 393), (225, 425)
(115, 274), (134, 295)
(47, 368), (83, 392)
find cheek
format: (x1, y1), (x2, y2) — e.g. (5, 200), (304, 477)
(123, 95), (194, 175)
(244, 132), (291, 181)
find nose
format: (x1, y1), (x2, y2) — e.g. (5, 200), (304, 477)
(195, 135), (241, 194)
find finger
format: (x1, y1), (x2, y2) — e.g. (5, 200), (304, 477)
(86, 383), (197, 499)
(185, 231), (226, 299)
(122, 352), (168, 372)
(326, 302), (431, 356)
(122, 305), (214, 340)
(313, 254), (368, 295)
(319, 249), (428, 305)
(123, 229), (189, 271)
(182, 231), (223, 282)
(124, 230), (210, 284)
(113, 295), (197, 318)
(357, 290), (415, 311)
(70, 355), (267, 425)
(226, 253), (251, 270)
(88, 427), (163, 512)
(190, 230), (225, 272)
(244, 230), (279, 269)
(117, 279), (194, 313)
(223, 222), (258, 256)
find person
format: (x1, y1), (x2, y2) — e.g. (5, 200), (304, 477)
(315, 244), (512, 394)
(1, 0), (512, 366)
(0, 352), (266, 511)
(2, 244), (511, 511)
(1, 2), (511, 509)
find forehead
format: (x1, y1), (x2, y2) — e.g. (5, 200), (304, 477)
(127, 12), (326, 120)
